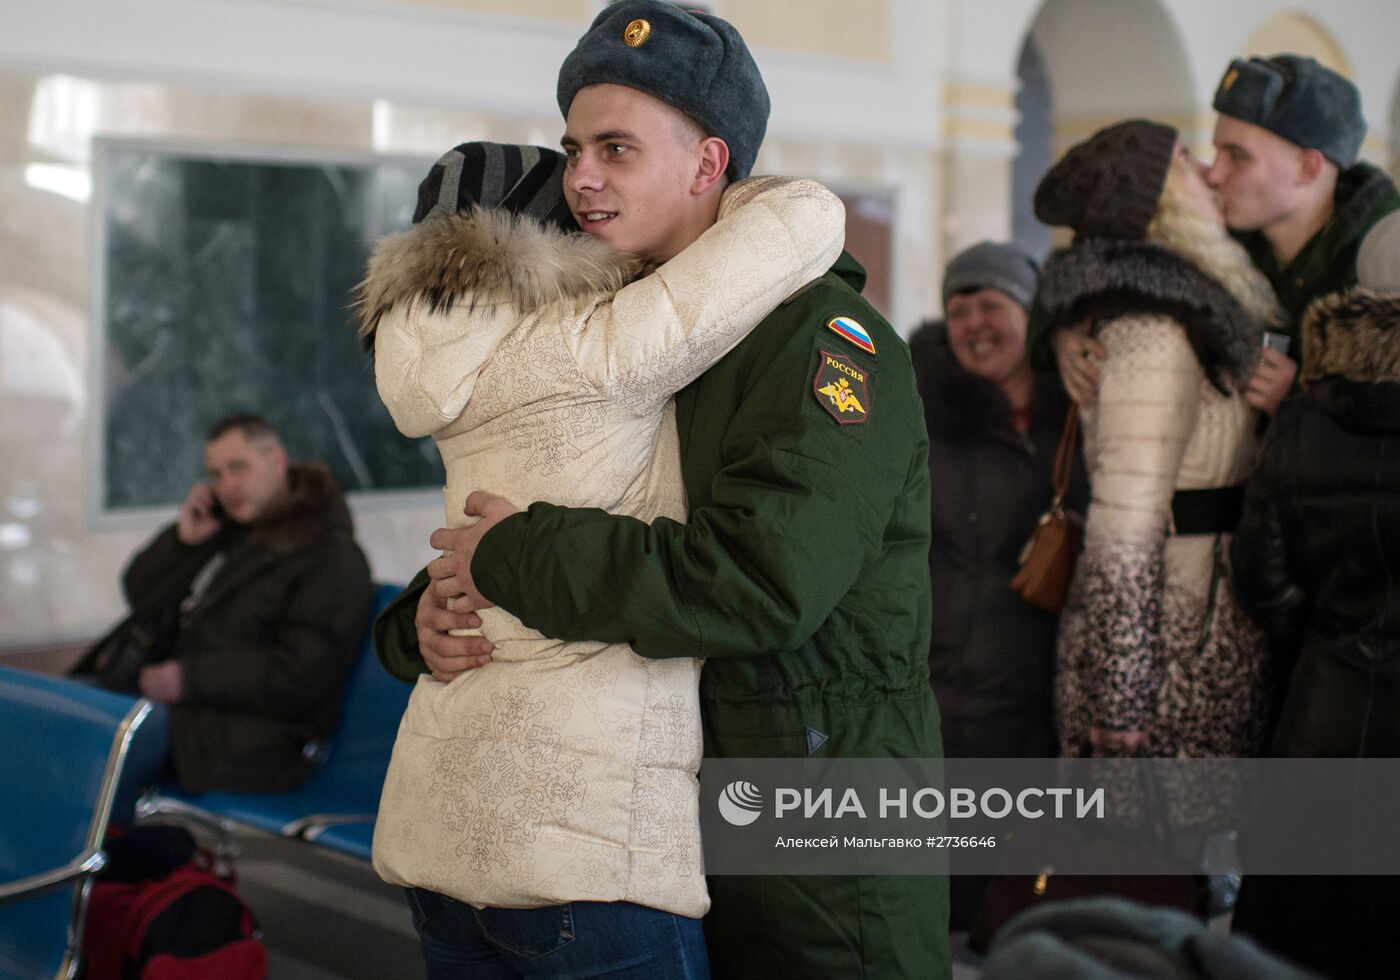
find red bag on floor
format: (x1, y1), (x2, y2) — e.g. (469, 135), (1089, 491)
(82, 826), (267, 979)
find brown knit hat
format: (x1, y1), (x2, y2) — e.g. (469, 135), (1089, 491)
(1034, 119), (1178, 240)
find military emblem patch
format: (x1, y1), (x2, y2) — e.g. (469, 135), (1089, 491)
(826, 315), (876, 355)
(813, 350), (870, 424)
(623, 18), (651, 47)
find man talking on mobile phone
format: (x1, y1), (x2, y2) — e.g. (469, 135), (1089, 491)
(75, 412), (374, 793)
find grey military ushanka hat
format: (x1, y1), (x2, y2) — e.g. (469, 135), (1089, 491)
(1213, 54), (1366, 169)
(556, 0), (770, 181)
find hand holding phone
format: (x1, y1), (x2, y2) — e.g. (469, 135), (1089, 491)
(1245, 343), (1299, 418)
(177, 482), (224, 545)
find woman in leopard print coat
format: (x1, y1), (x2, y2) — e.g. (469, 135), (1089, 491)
(1033, 120), (1283, 759)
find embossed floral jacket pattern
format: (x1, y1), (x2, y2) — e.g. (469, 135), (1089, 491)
(359, 176), (844, 917)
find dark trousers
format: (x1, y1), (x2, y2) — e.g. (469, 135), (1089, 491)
(405, 888), (710, 979)
(1232, 874), (1400, 979)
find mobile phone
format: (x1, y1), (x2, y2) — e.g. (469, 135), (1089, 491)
(1262, 331), (1291, 356)
(208, 497), (226, 521)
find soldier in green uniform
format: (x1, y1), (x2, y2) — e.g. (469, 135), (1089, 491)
(1052, 55), (1399, 416)
(375, 2), (950, 977)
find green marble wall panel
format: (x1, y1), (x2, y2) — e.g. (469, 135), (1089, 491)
(99, 143), (439, 510)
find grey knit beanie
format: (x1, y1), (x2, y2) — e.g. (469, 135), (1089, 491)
(556, 0), (769, 180)
(413, 142), (576, 231)
(1213, 55), (1366, 169)
(1034, 120), (1178, 241)
(1357, 210), (1400, 295)
(942, 241), (1041, 311)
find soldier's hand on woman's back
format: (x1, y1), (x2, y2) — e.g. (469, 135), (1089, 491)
(1052, 320), (1107, 408)
(416, 586), (492, 683)
(419, 490), (521, 683)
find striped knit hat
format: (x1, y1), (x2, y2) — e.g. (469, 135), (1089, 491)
(413, 142), (577, 231)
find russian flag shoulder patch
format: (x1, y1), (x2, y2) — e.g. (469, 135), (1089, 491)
(825, 315), (876, 355)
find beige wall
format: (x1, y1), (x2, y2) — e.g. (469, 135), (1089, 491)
(728, 0), (893, 61)
(379, 0), (591, 20)
(1242, 11), (1352, 74)
(0, 66), (941, 649)
(3, 0), (1400, 649)
(370, 0), (895, 59)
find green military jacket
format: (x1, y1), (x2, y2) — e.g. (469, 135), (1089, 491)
(381, 252), (940, 761)
(482, 252), (937, 757)
(1239, 162), (1400, 348)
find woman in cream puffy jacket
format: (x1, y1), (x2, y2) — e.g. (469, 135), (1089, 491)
(356, 143), (843, 919)
(1033, 121), (1282, 760)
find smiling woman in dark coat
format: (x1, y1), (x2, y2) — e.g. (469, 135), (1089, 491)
(910, 241), (1088, 762)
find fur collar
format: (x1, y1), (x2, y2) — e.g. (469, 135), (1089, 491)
(355, 207), (641, 349)
(1037, 239), (1261, 393)
(909, 320), (1066, 446)
(1302, 288), (1400, 385)
(246, 463), (352, 555)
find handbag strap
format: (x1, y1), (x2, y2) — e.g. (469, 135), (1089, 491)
(1050, 406), (1079, 507)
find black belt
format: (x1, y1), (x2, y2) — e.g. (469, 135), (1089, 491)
(1170, 486), (1245, 536)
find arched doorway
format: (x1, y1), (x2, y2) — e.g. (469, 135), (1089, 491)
(1241, 12), (1352, 76)
(1012, 37), (1052, 260)
(1010, 0), (1196, 248)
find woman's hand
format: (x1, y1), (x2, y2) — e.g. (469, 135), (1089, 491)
(1088, 727), (1149, 756)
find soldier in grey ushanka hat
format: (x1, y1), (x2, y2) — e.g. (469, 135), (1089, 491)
(1213, 55), (1365, 169)
(556, 0), (770, 180)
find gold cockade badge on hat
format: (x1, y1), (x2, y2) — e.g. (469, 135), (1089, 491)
(1221, 67), (1239, 92)
(623, 18), (652, 47)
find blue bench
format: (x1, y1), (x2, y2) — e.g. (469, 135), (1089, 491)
(0, 666), (168, 980)
(304, 822), (375, 862)
(136, 583), (410, 855)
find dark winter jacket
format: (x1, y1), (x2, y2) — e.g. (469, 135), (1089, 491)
(1232, 289), (1400, 757)
(1238, 162), (1400, 347)
(909, 321), (1086, 758)
(120, 464), (373, 791)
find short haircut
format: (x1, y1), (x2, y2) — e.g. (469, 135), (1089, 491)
(671, 109), (708, 145)
(205, 412), (281, 448)
(667, 110), (730, 192)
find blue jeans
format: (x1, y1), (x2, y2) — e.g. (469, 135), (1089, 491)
(405, 888), (710, 979)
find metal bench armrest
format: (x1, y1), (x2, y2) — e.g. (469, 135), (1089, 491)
(0, 849), (106, 904)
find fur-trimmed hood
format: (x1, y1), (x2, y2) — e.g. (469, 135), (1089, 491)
(245, 462), (354, 555)
(1302, 288), (1400, 384)
(355, 206), (641, 350)
(1036, 239), (1262, 393)
(1300, 288), (1400, 433)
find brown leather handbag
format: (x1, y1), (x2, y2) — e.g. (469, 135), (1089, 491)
(1009, 406), (1083, 612)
